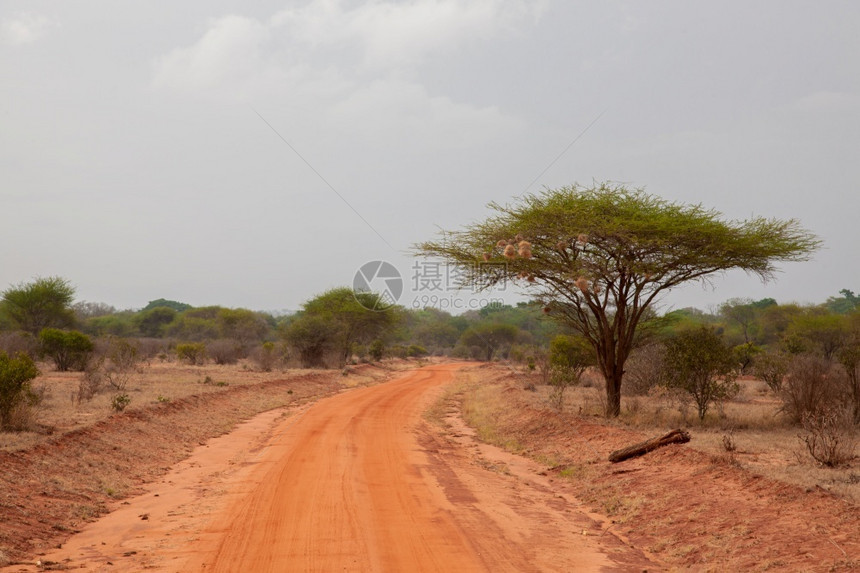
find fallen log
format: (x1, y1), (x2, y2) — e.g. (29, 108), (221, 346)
(608, 429), (691, 463)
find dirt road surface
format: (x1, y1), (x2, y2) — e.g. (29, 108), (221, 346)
(6, 364), (650, 572)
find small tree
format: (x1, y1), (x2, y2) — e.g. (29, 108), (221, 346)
(788, 313), (847, 361)
(662, 327), (739, 420)
(779, 354), (844, 424)
(207, 339), (242, 365)
(548, 334), (594, 410)
(458, 322), (519, 361)
(369, 339), (385, 361)
(176, 342), (206, 365)
(752, 351), (789, 393)
(252, 341), (278, 372)
(80, 337), (140, 400)
(39, 328), (94, 372)
(282, 314), (340, 368)
(283, 288), (399, 368)
(835, 311), (860, 424)
(133, 306), (177, 338)
(732, 342), (761, 375)
(624, 342), (665, 396)
(1, 277), (76, 335)
(0, 351), (40, 431)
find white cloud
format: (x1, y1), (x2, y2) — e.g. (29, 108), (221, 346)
(152, 0), (545, 93)
(326, 78), (525, 148)
(152, 15), (270, 92)
(782, 91), (860, 113)
(150, 1), (536, 149)
(271, 0), (545, 69)
(1, 13), (56, 46)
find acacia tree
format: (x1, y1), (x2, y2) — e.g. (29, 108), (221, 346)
(1, 277), (76, 335)
(416, 183), (819, 416)
(283, 288), (398, 367)
(662, 326), (739, 420)
(458, 322), (519, 361)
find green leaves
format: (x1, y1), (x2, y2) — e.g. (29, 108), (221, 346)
(662, 326), (739, 420)
(0, 351), (40, 430)
(38, 328), (94, 372)
(416, 181), (818, 416)
(1, 277), (76, 335)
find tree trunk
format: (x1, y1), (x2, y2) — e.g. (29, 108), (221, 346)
(608, 429), (691, 463)
(605, 372), (622, 417)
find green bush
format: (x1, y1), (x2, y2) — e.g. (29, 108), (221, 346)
(407, 344), (428, 358)
(0, 351), (40, 431)
(207, 339), (242, 365)
(548, 334), (594, 411)
(111, 393), (131, 412)
(38, 328), (94, 371)
(661, 326), (739, 420)
(176, 342), (206, 365)
(369, 339), (385, 361)
(253, 341), (278, 372)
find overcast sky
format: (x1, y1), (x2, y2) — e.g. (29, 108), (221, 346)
(2, 1), (858, 314)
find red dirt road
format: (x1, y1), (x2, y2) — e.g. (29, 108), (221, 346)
(197, 363), (491, 572)
(192, 363), (618, 572)
(5, 364), (648, 572)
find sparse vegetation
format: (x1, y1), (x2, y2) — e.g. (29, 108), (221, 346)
(38, 328), (94, 372)
(799, 408), (857, 467)
(176, 342), (206, 365)
(547, 334), (593, 411)
(111, 393), (131, 412)
(779, 354), (845, 424)
(0, 351), (40, 431)
(1, 277), (77, 335)
(661, 326), (740, 421)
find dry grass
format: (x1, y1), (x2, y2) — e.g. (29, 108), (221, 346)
(451, 364), (860, 571)
(511, 372), (860, 503)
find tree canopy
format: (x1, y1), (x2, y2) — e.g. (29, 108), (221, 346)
(1, 277), (77, 335)
(416, 182), (820, 416)
(282, 287), (399, 367)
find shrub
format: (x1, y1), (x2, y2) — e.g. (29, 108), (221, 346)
(732, 342), (762, 374)
(450, 345), (471, 359)
(624, 343), (665, 396)
(407, 344), (428, 358)
(0, 331), (38, 358)
(388, 344), (408, 359)
(135, 337), (167, 362)
(207, 339), (242, 365)
(78, 337), (140, 400)
(176, 342), (206, 365)
(369, 339), (385, 361)
(799, 408), (857, 467)
(752, 351), (789, 393)
(77, 367), (103, 403)
(780, 354), (845, 424)
(0, 351), (40, 431)
(836, 343), (860, 424)
(252, 342), (278, 372)
(38, 328), (94, 371)
(111, 393), (131, 412)
(548, 334), (594, 411)
(661, 326), (739, 421)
